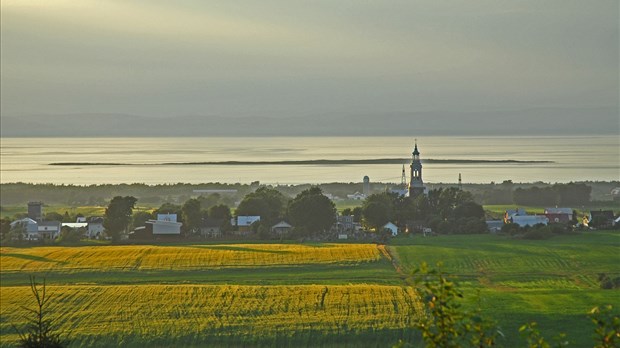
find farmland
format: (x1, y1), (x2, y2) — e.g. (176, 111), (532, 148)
(390, 231), (620, 346)
(1, 232), (618, 347)
(0, 284), (422, 347)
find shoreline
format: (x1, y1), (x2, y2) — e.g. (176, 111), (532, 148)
(49, 158), (554, 166)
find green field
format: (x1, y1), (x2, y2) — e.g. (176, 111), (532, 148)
(1, 232), (618, 347)
(390, 231), (620, 346)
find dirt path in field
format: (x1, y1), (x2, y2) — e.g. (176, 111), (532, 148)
(378, 245), (412, 285)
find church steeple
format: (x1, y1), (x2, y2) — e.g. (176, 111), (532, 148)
(408, 140), (425, 198)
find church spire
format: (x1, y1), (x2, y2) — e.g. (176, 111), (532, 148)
(408, 140), (424, 198)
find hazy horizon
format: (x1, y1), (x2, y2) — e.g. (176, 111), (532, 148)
(1, 1), (618, 137)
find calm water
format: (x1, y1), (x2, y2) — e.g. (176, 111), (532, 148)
(0, 136), (618, 185)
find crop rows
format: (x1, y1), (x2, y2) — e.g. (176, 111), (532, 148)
(0, 243), (382, 273)
(1, 284), (423, 347)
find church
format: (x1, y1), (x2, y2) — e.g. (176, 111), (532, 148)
(408, 141), (425, 198)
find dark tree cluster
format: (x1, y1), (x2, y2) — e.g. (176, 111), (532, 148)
(513, 182), (591, 206)
(500, 222), (570, 240)
(360, 187), (487, 235)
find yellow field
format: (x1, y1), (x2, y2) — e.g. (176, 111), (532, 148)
(0, 244), (382, 272)
(1, 284), (422, 346)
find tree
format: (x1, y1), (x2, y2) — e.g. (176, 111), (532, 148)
(287, 187), (336, 236)
(131, 211), (154, 230)
(410, 263), (500, 347)
(208, 204), (231, 220)
(208, 204), (233, 233)
(0, 218), (12, 241)
(453, 201), (485, 220)
(182, 198), (202, 235)
(236, 187), (288, 224)
(13, 276), (67, 348)
(56, 226), (82, 244)
(362, 201), (391, 230)
(103, 196), (137, 242)
(361, 192), (396, 230)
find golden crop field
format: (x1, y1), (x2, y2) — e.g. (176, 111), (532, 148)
(1, 284), (423, 347)
(0, 244), (382, 273)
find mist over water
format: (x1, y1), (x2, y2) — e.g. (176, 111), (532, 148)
(1, 136), (618, 185)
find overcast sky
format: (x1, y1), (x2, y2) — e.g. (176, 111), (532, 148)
(1, 1), (618, 130)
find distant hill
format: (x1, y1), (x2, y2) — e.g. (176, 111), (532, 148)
(1, 106), (617, 137)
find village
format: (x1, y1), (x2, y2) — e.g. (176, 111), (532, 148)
(3, 144), (619, 245)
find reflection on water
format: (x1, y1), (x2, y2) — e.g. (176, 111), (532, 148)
(1, 136), (618, 184)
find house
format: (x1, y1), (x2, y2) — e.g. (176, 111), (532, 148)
(587, 210), (615, 228)
(510, 215), (549, 227)
(271, 221), (293, 235)
(146, 213), (182, 236)
(9, 218), (39, 240)
(383, 222), (398, 237)
(37, 221), (61, 240)
(504, 208), (527, 223)
(234, 216), (261, 233)
(87, 217), (105, 239)
(201, 218), (224, 238)
(544, 208), (573, 224)
(486, 220), (504, 233)
(346, 192), (366, 200)
(335, 215), (355, 233)
(389, 188), (408, 197)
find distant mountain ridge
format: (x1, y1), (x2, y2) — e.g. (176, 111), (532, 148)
(1, 107), (616, 137)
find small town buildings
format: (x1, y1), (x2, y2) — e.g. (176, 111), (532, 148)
(37, 221), (62, 240)
(335, 215), (355, 233)
(504, 208), (527, 223)
(486, 220), (504, 233)
(544, 208), (573, 224)
(27, 202), (43, 221)
(9, 218), (39, 240)
(383, 222), (398, 237)
(271, 221), (293, 236)
(509, 215), (549, 227)
(87, 217), (105, 239)
(346, 192), (366, 200)
(234, 216), (261, 233)
(201, 218), (224, 238)
(587, 210), (615, 228)
(146, 213), (183, 236)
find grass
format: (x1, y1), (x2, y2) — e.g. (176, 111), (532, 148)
(390, 231), (620, 346)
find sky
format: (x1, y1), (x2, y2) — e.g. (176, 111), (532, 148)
(1, 0), (618, 135)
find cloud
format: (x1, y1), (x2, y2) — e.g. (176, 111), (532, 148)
(1, 0), (617, 128)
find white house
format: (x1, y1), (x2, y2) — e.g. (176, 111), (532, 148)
(87, 217), (105, 239)
(510, 215), (549, 227)
(10, 218), (39, 240)
(383, 222), (399, 237)
(346, 192), (366, 200)
(37, 221), (61, 240)
(271, 221), (293, 235)
(147, 214), (182, 236)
